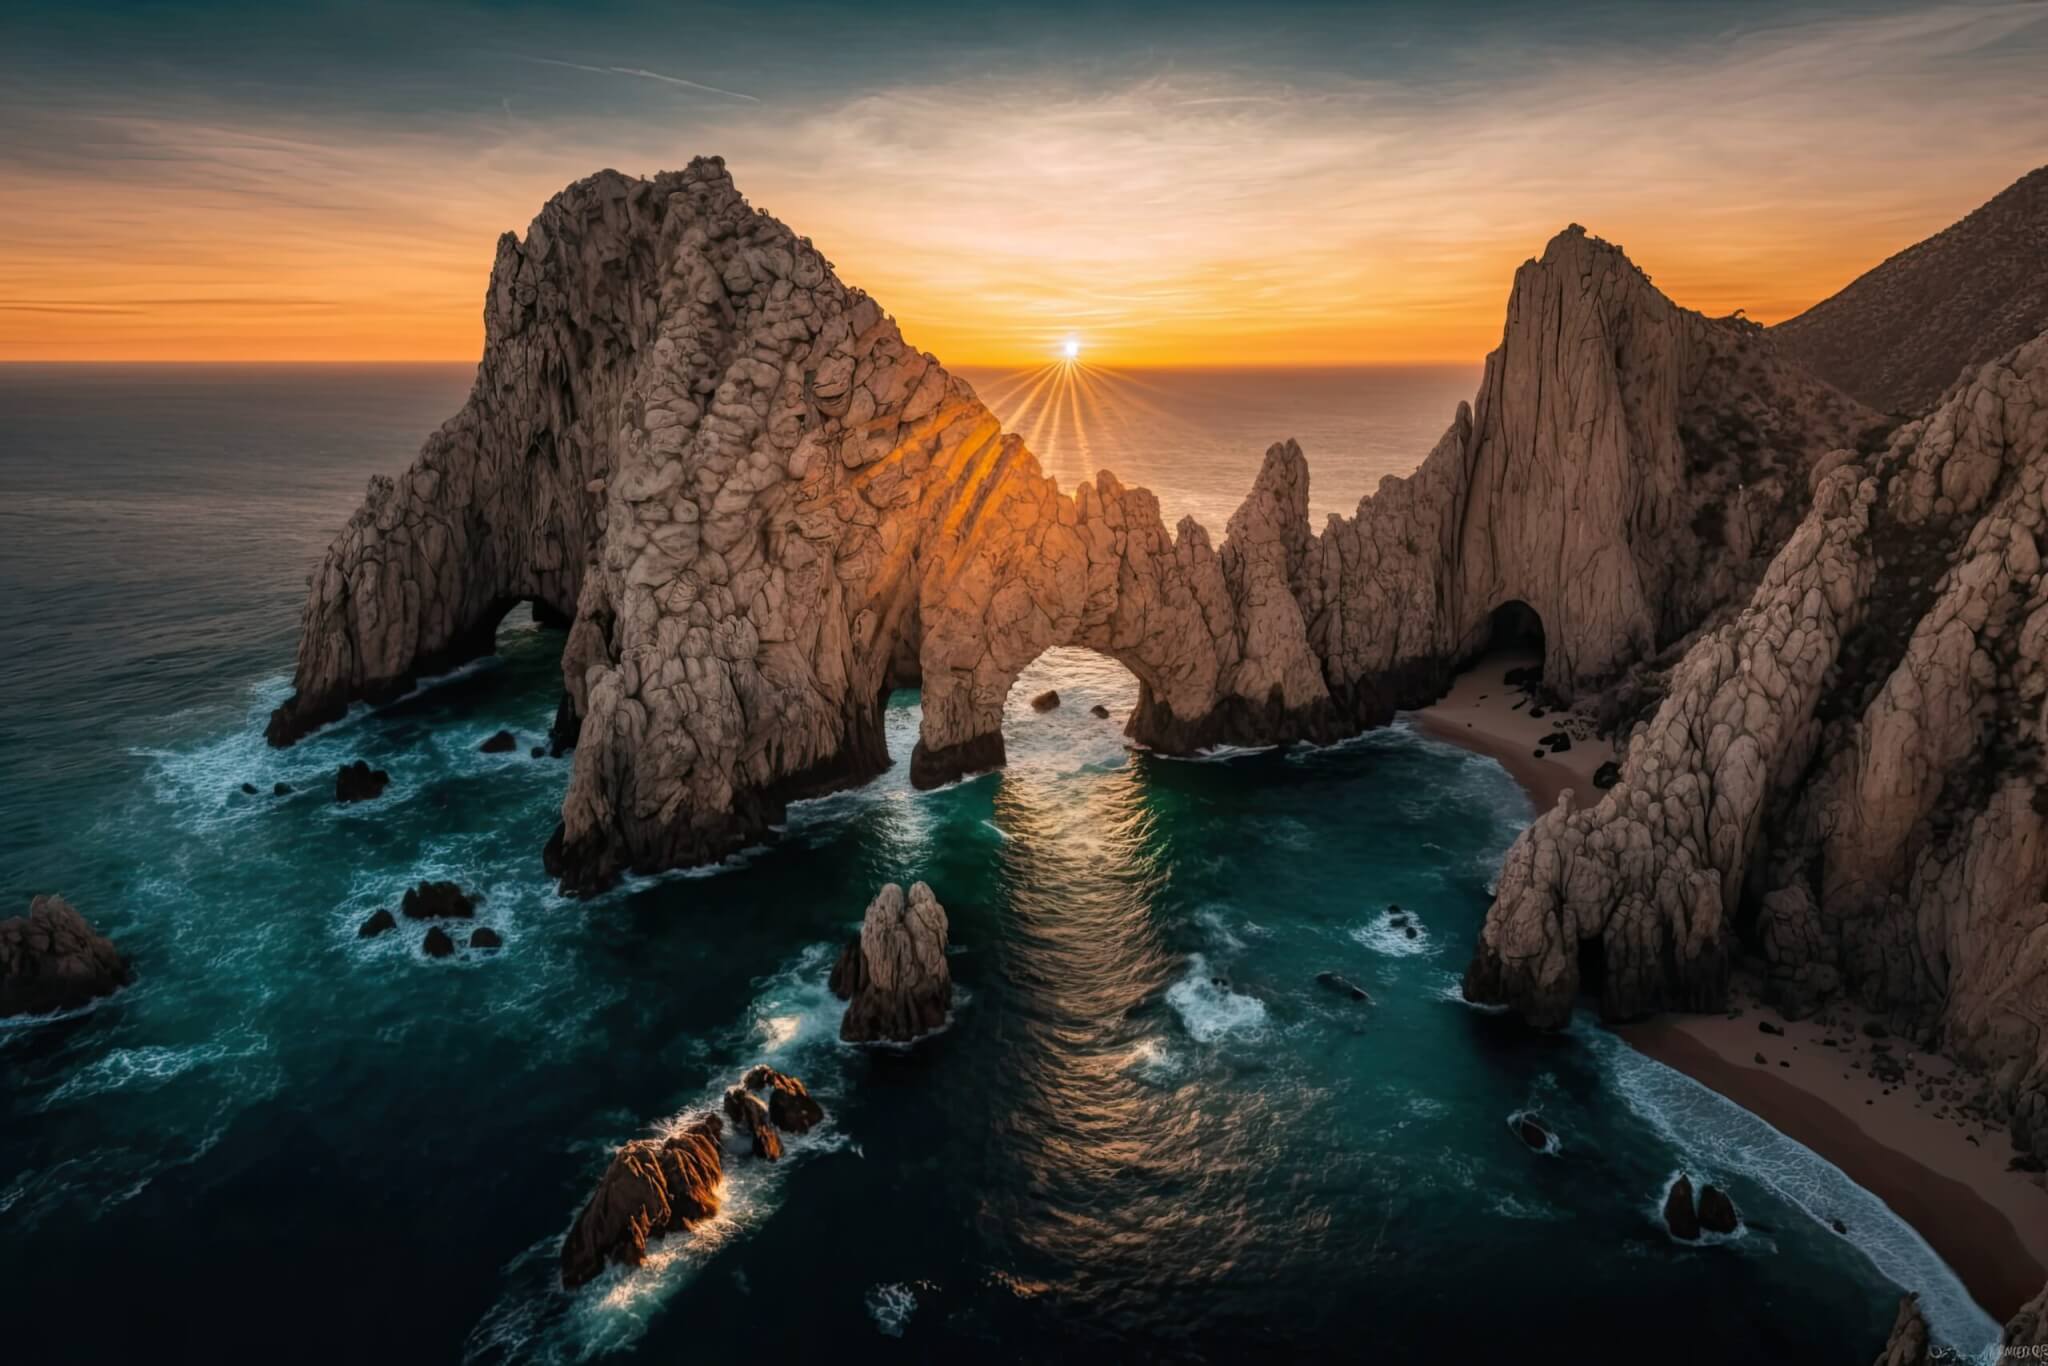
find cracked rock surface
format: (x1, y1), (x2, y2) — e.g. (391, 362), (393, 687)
(831, 881), (952, 1043)
(270, 163), (1866, 897)
(1467, 331), (2048, 1168)
(0, 895), (130, 1018)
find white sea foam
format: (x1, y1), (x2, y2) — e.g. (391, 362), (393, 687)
(1505, 1108), (1561, 1156)
(1352, 905), (1437, 958)
(1192, 904), (1246, 952)
(1165, 953), (1268, 1043)
(1123, 1037), (1185, 1084)
(866, 1281), (918, 1337)
(1585, 1022), (2000, 1358)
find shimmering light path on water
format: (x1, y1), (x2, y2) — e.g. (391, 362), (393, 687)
(0, 366), (1980, 1362)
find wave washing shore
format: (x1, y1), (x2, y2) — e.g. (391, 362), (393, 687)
(1413, 660), (2047, 1347)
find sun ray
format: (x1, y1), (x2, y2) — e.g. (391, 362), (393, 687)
(996, 363), (1064, 436)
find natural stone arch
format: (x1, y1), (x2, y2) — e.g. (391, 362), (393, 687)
(264, 160), (1874, 898)
(907, 447), (1337, 788)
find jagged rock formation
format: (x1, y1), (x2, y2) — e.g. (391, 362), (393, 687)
(830, 881), (952, 1042)
(1467, 331), (2048, 1164)
(742, 1064), (824, 1133)
(560, 1113), (724, 1289)
(1874, 1281), (2048, 1364)
(269, 158), (1871, 895)
(1776, 165), (2048, 415)
(0, 895), (129, 1018)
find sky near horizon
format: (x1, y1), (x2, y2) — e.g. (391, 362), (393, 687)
(1, 0), (2043, 367)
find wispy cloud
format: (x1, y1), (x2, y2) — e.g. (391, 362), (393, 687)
(516, 55), (760, 104)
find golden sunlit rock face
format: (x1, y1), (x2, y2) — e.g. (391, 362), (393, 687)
(268, 158), (1874, 902)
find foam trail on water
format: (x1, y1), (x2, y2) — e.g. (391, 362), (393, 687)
(1584, 1023), (2000, 1357)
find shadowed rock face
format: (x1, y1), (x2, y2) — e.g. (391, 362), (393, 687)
(1775, 164), (2048, 416)
(832, 881), (952, 1043)
(0, 895), (129, 1018)
(268, 159), (1868, 895)
(1467, 331), (2048, 1163)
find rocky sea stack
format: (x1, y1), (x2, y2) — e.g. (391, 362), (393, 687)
(830, 881), (952, 1043)
(0, 895), (130, 1018)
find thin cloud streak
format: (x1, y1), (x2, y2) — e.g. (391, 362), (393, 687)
(517, 56), (761, 103)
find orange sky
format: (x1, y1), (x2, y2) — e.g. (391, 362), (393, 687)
(4, 4), (2043, 367)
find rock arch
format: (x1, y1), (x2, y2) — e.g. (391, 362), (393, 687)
(264, 159), (1873, 896)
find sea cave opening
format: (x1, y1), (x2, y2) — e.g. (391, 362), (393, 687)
(1485, 599), (1546, 663)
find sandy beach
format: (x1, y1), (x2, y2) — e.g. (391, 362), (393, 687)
(1410, 649), (1615, 814)
(1413, 656), (2048, 1321)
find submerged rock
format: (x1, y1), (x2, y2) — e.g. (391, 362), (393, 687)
(560, 1114), (724, 1289)
(401, 881), (476, 920)
(1316, 970), (1371, 1003)
(743, 1064), (825, 1133)
(832, 881), (952, 1043)
(334, 760), (390, 804)
(240, 782), (259, 795)
(1663, 1174), (1701, 1240)
(1030, 690), (1061, 712)
(0, 895), (130, 1018)
(479, 729), (518, 753)
(1697, 1184), (1740, 1234)
(272, 781), (292, 796)
(723, 1086), (782, 1161)
(358, 908), (397, 939)
(1516, 1112), (1555, 1151)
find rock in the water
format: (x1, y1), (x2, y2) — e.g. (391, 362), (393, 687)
(742, 1064), (825, 1133)
(1030, 690), (1060, 712)
(240, 782), (258, 795)
(421, 926), (456, 958)
(1697, 1184), (1739, 1234)
(470, 927), (502, 950)
(273, 781), (292, 796)
(401, 881), (476, 919)
(723, 1086), (783, 1161)
(1872, 1295), (1930, 1366)
(1316, 970), (1371, 1003)
(479, 730), (517, 753)
(1516, 1112), (1555, 1151)
(335, 760), (390, 803)
(1663, 1174), (1700, 1240)
(834, 882), (952, 1043)
(560, 1115), (724, 1289)
(0, 895), (130, 1018)
(1089, 704), (1110, 719)
(531, 746), (547, 759)
(358, 908), (396, 939)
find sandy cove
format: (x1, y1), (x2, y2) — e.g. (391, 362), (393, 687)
(1410, 657), (2048, 1323)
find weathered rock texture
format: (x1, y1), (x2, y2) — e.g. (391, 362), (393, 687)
(1776, 165), (2048, 416)
(269, 158), (1871, 895)
(0, 895), (129, 1018)
(1467, 331), (2048, 1165)
(559, 1113), (724, 1289)
(1873, 1280), (2048, 1365)
(830, 881), (952, 1043)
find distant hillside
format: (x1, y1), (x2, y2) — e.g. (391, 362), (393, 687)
(1773, 165), (2048, 415)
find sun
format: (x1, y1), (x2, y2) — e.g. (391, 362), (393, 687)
(1062, 337), (1081, 361)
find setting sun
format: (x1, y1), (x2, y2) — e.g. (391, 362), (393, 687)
(1062, 338), (1081, 361)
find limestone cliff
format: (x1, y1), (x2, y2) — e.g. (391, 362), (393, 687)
(269, 159), (1870, 896)
(1467, 331), (2048, 1164)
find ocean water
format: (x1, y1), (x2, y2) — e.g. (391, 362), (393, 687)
(0, 365), (1994, 1362)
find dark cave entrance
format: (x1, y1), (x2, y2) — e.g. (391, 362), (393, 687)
(1486, 599), (1546, 659)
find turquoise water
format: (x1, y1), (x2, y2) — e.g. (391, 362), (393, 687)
(0, 366), (1992, 1361)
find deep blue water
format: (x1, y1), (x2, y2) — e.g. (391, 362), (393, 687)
(0, 365), (1996, 1362)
